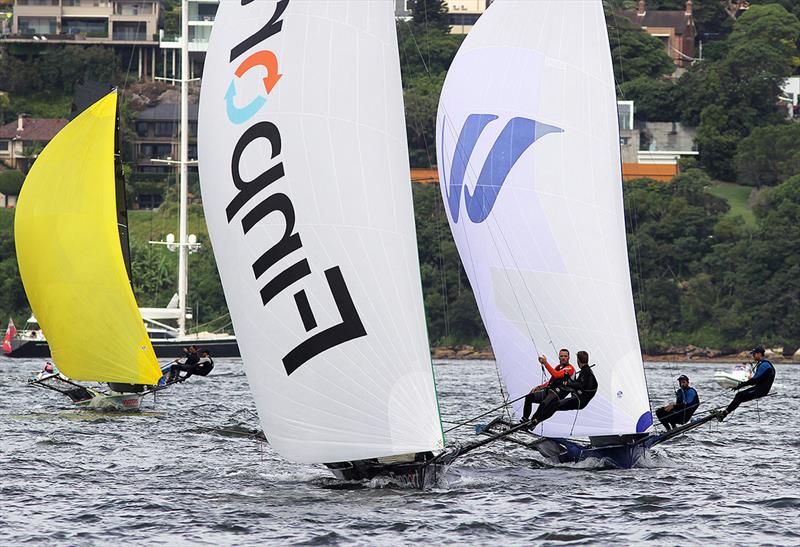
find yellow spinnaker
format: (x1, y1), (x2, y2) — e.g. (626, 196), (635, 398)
(15, 92), (161, 384)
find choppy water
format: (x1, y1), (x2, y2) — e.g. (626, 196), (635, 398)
(1, 358), (797, 545)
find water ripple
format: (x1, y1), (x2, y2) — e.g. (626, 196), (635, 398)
(1, 359), (795, 545)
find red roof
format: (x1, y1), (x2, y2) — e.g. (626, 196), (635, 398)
(0, 118), (69, 142)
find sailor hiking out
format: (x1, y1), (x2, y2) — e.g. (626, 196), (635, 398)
(656, 374), (700, 430)
(168, 345), (199, 383)
(718, 346), (775, 420)
(525, 350), (597, 429)
(520, 349), (574, 423)
(168, 347), (214, 383)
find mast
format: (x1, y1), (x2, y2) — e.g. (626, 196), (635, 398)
(114, 89), (134, 287)
(177, 0), (189, 337)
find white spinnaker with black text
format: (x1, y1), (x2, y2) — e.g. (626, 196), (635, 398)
(436, 0), (652, 437)
(199, 0), (444, 463)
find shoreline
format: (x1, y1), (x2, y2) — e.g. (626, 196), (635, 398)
(431, 346), (800, 364)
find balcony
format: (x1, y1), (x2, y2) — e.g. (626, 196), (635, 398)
(114, 2), (156, 17)
(159, 30), (209, 52)
(62, 18), (109, 38)
(112, 21), (146, 41)
(62, 4), (113, 18)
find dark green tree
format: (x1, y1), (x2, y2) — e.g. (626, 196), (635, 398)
(679, 4), (800, 179)
(404, 73), (444, 167)
(0, 170), (24, 197)
(705, 175), (800, 349)
(607, 16), (675, 83)
(413, 183), (487, 346)
(734, 123), (800, 187)
(408, 0), (450, 32)
(624, 169), (729, 350)
(0, 211), (29, 324)
(618, 76), (679, 121)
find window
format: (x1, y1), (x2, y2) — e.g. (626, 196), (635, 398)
(155, 144), (172, 158)
(63, 18), (108, 38)
(198, 3), (217, 21)
(18, 17), (57, 35)
(448, 14), (480, 26)
(154, 122), (175, 137)
(135, 121), (149, 137)
(140, 143), (173, 159)
(617, 100), (634, 131)
(136, 193), (163, 210)
(113, 21), (146, 41)
(0, 140), (9, 153)
(140, 165), (168, 173)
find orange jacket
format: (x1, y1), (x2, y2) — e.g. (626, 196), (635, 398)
(536, 361), (575, 390)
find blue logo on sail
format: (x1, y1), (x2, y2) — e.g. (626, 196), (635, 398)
(443, 114), (563, 223)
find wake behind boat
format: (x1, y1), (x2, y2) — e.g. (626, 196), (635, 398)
(15, 91), (165, 410)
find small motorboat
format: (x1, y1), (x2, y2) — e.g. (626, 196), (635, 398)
(714, 363), (752, 389)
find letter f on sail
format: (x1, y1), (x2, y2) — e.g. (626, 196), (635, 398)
(442, 114), (563, 223)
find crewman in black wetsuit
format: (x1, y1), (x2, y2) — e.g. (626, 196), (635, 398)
(520, 349), (574, 424)
(180, 349), (214, 382)
(526, 350), (597, 428)
(718, 346), (775, 420)
(655, 374), (700, 430)
(168, 345), (199, 383)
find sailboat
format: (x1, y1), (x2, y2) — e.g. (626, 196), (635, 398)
(436, 0), (717, 468)
(198, 0), (448, 484)
(16, 91), (164, 410)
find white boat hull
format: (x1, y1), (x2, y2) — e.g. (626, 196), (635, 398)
(78, 392), (145, 411)
(714, 370), (750, 389)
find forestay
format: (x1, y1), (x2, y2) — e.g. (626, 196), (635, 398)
(436, 0), (652, 437)
(198, 0), (444, 463)
(15, 92), (161, 385)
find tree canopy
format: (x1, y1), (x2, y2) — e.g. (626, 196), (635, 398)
(734, 124), (800, 187)
(677, 4), (800, 180)
(607, 16), (675, 83)
(408, 0), (450, 32)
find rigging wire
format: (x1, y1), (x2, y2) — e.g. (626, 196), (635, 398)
(607, 3), (660, 414)
(399, 13), (514, 412)
(442, 393), (527, 433)
(403, 5), (572, 421)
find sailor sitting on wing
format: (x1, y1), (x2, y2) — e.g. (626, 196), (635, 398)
(171, 348), (215, 383)
(168, 345), (200, 383)
(656, 374), (700, 430)
(717, 345), (775, 421)
(520, 348), (574, 424)
(526, 350), (597, 429)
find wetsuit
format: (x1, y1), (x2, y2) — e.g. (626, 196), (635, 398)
(169, 351), (200, 382)
(182, 356), (214, 381)
(656, 386), (700, 430)
(521, 361), (574, 421)
(531, 364), (598, 424)
(725, 358), (774, 415)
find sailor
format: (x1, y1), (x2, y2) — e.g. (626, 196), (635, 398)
(167, 345), (200, 383)
(520, 348), (574, 423)
(655, 374), (700, 430)
(35, 361), (56, 381)
(526, 350), (597, 428)
(180, 349), (214, 382)
(718, 346), (775, 420)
